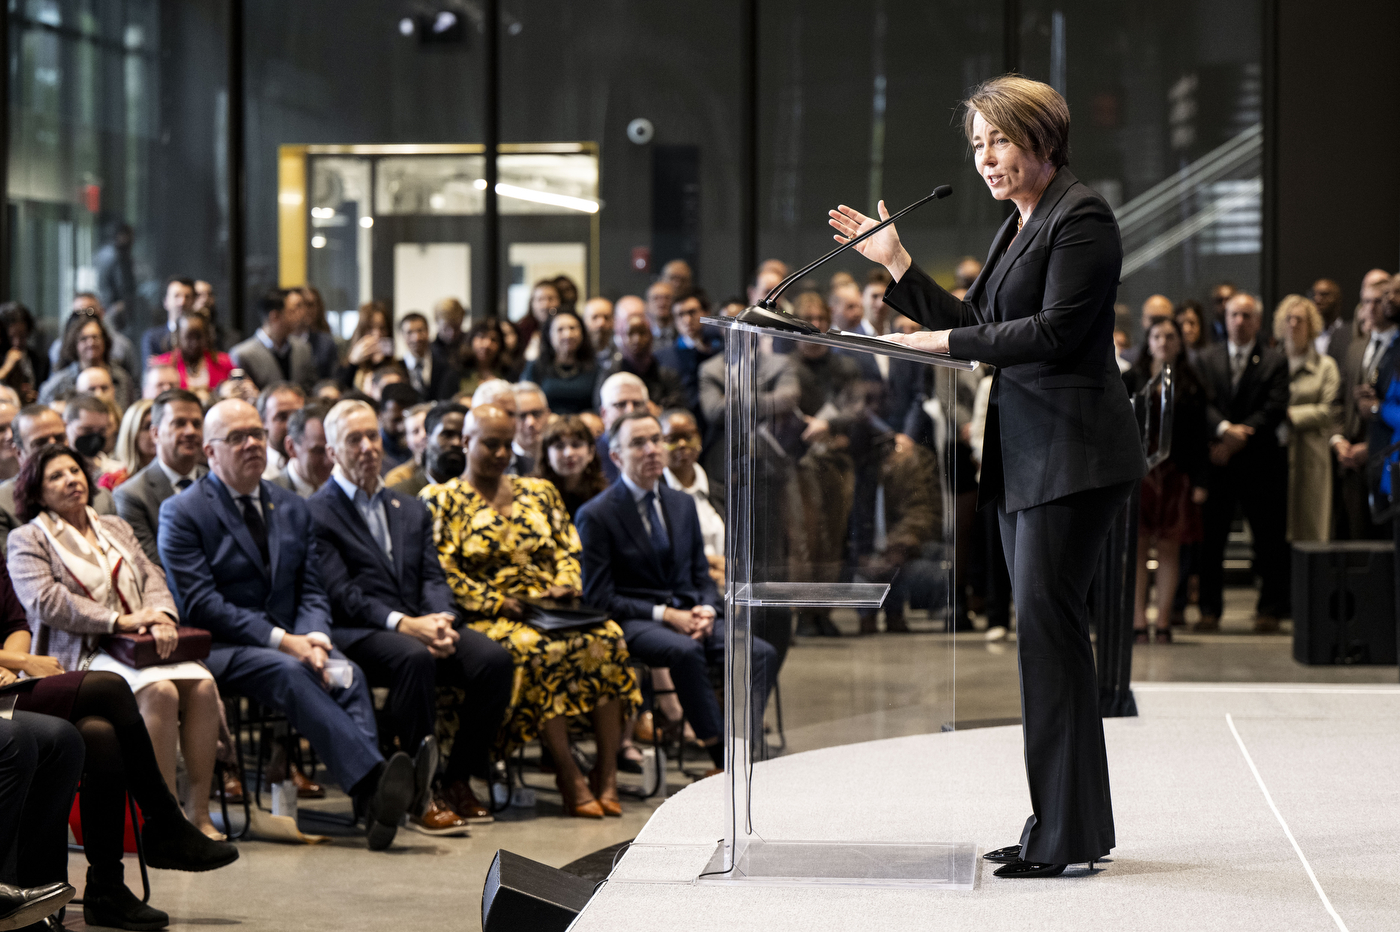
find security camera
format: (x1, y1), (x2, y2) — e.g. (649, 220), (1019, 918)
(627, 118), (654, 145)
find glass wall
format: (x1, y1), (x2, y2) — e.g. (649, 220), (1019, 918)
(7, 0), (228, 346)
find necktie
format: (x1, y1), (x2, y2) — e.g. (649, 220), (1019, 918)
(238, 494), (270, 567)
(356, 489), (392, 559)
(175, 477), (193, 493)
(642, 491), (670, 555)
(1364, 336), (1384, 383)
(1230, 348), (1247, 391)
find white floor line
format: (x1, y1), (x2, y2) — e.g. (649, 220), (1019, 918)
(1225, 713), (1350, 932)
(1135, 684), (1400, 695)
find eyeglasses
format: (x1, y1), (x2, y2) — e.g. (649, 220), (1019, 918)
(208, 427), (268, 447)
(663, 435), (699, 450)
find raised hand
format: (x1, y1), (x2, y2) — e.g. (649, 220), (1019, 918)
(828, 201), (912, 279)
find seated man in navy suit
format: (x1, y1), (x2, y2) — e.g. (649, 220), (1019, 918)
(158, 399), (417, 851)
(576, 411), (778, 769)
(309, 399), (512, 833)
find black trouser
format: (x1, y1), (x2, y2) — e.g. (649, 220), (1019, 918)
(998, 480), (1132, 865)
(0, 712), (84, 888)
(1200, 454), (1290, 618)
(69, 673), (184, 886)
(341, 628), (513, 782)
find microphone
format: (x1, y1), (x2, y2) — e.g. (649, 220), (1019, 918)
(737, 185), (953, 333)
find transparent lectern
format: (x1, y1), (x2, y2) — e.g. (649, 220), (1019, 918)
(699, 316), (980, 888)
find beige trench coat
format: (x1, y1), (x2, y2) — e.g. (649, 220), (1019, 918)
(1285, 349), (1341, 541)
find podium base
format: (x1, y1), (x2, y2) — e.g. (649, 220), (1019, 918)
(700, 838), (975, 890)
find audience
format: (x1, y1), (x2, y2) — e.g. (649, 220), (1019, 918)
(521, 310), (599, 414)
(583, 296), (615, 360)
(256, 382), (306, 481)
(103, 398), (156, 490)
(309, 399), (513, 832)
(140, 276), (196, 364)
(644, 280), (676, 344)
(157, 399), (420, 851)
(423, 404), (639, 818)
(659, 408), (724, 582)
(536, 414), (608, 519)
(62, 394), (116, 478)
(516, 279), (562, 363)
(271, 401), (333, 499)
(8, 443), (227, 839)
(338, 302), (397, 394)
(660, 259), (693, 299)
(596, 372), (651, 483)
(230, 289), (316, 391)
(114, 390), (207, 562)
(1275, 295), (1341, 543)
(432, 298), (469, 368)
(595, 309), (685, 411)
(1333, 269), (1394, 539)
(0, 300), (49, 390)
(150, 312), (234, 403)
(294, 285), (341, 382)
(1309, 278), (1350, 362)
(655, 293), (722, 414)
(39, 314), (137, 410)
(59, 293), (139, 379)
(1124, 317), (1209, 642)
(0, 404), (118, 549)
(400, 312), (460, 401)
(378, 383), (420, 475)
(389, 402), (465, 496)
(510, 382), (551, 476)
(576, 411), (777, 768)
(143, 362), (181, 400)
(1197, 292), (1291, 633)
(458, 317), (511, 397)
(0, 402), (17, 482)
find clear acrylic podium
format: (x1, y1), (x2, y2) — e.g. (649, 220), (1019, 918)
(700, 315), (980, 889)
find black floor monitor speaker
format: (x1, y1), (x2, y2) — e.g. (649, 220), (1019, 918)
(482, 849), (596, 932)
(1291, 542), (1396, 665)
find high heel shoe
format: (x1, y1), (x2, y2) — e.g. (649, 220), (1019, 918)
(554, 775), (604, 819)
(982, 844), (1023, 863)
(588, 770), (623, 818)
(992, 860), (1066, 878)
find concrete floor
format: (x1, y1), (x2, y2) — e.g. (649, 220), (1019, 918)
(58, 583), (1396, 931)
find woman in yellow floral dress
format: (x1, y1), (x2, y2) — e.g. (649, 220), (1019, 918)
(423, 404), (639, 818)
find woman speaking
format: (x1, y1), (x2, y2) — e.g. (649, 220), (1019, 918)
(829, 75), (1146, 878)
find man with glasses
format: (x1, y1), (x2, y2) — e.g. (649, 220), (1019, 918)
(0, 402), (17, 482)
(0, 404), (119, 549)
(157, 399), (418, 851)
(595, 372), (650, 483)
(576, 411), (778, 771)
(511, 382), (551, 477)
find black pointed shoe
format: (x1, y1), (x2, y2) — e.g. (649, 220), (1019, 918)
(982, 844), (1023, 864)
(993, 860), (1067, 878)
(141, 813), (240, 872)
(0, 881), (73, 932)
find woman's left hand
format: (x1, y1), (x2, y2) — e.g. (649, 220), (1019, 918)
(883, 329), (952, 355)
(0, 667), (16, 687)
(545, 585), (579, 600)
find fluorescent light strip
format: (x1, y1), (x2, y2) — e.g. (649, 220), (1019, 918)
(472, 178), (598, 213)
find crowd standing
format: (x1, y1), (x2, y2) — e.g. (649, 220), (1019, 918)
(0, 253), (1396, 931)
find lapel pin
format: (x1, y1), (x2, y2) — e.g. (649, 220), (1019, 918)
(1252, 356), (1259, 365)
(268, 503), (275, 510)
(391, 500), (401, 508)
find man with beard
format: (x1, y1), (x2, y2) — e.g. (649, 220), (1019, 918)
(387, 403), (467, 497)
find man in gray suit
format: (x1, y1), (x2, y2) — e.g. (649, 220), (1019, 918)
(229, 289), (316, 391)
(270, 402), (333, 498)
(113, 389), (207, 563)
(0, 404), (117, 549)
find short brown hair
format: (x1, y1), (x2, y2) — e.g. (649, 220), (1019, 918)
(962, 75), (1070, 168)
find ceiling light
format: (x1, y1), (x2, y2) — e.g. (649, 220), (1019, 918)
(432, 11), (458, 34)
(398, 17), (415, 37)
(429, 193), (447, 209)
(359, 216), (374, 228)
(494, 183), (599, 213)
(310, 235), (327, 248)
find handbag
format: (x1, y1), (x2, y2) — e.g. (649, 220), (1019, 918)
(520, 600), (610, 632)
(99, 627), (211, 669)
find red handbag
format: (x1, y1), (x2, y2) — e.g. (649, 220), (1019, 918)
(100, 627), (211, 669)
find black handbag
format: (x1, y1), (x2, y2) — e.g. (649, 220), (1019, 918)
(520, 600), (610, 632)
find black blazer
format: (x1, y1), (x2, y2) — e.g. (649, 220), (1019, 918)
(1195, 338), (1289, 468)
(575, 480), (718, 623)
(885, 168), (1145, 511)
(306, 481), (457, 649)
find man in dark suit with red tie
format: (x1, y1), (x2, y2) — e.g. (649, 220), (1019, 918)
(308, 400), (512, 831)
(1195, 292), (1290, 632)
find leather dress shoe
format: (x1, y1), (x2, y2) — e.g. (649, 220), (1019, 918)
(0, 881), (73, 932)
(364, 752), (416, 851)
(993, 860), (1067, 878)
(407, 799), (471, 836)
(212, 767), (245, 803)
(982, 844), (1023, 864)
(440, 779), (494, 823)
(292, 767), (325, 799)
(412, 736), (440, 817)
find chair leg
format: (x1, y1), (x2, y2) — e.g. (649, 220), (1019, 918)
(771, 680), (786, 753)
(129, 794), (151, 904)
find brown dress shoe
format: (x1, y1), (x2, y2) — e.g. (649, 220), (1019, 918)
(1192, 614), (1220, 633)
(555, 775), (603, 819)
(292, 768), (325, 799)
(633, 712), (656, 744)
(440, 780), (494, 823)
(407, 799), (471, 836)
(1253, 614), (1280, 633)
(211, 769), (245, 803)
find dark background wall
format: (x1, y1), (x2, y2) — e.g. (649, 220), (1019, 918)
(1267, 0), (1400, 313)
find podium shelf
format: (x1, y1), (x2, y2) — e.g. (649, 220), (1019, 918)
(731, 582), (889, 608)
(700, 839), (976, 890)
